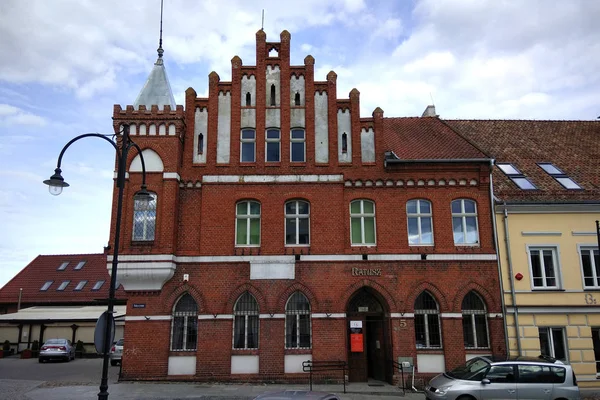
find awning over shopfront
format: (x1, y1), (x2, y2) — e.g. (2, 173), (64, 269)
(0, 305), (126, 323)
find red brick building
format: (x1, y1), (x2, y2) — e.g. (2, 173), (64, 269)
(110, 30), (505, 385)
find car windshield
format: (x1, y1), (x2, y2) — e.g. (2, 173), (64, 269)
(45, 339), (66, 345)
(446, 357), (490, 380)
(116, 339), (124, 346)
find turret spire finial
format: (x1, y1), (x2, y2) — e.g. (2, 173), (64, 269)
(157, 0), (164, 59)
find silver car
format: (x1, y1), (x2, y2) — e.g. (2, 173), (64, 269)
(38, 338), (75, 363)
(425, 356), (580, 400)
(110, 338), (124, 366)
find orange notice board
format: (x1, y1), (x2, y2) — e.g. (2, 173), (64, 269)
(350, 333), (363, 352)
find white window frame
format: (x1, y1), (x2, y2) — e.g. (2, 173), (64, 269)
(349, 199), (376, 246)
(235, 201), (261, 247)
(538, 327), (568, 362)
(265, 128), (280, 162)
(132, 192), (157, 241)
(451, 199), (479, 245)
(290, 128), (306, 162)
(284, 200), (310, 246)
(527, 245), (562, 290)
(578, 245), (600, 289)
(407, 199), (434, 246)
(240, 128), (256, 163)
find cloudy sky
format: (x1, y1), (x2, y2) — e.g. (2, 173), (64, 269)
(1, 0), (599, 289)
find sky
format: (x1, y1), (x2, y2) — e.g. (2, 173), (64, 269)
(1, 0), (599, 289)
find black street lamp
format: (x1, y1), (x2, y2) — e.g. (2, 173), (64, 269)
(44, 124), (149, 400)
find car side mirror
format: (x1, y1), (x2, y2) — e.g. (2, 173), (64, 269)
(481, 378), (491, 385)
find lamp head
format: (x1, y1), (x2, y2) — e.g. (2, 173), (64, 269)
(133, 185), (153, 207)
(43, 168), (70, 196)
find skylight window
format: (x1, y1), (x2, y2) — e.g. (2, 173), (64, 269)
(40, 281), (53, 291)
(538, 163), (581, 190)
(74, 261), (86, 270)
(92, 280), (105, 291)
(496, 163), (537, 190)
(57, 281), (70, 291)
(74, 280), (87, 291)
(57, 262), (69, 271)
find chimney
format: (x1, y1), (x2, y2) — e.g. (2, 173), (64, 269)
(421, 105), (438, 117)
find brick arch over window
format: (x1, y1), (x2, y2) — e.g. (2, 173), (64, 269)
(451, 281), (498, 312)
(277, 282), (319, 312)
(403, 281), (449, 313)
(224, 283), (266, 315)
(339, 279), (397, 313)
(162, 284), (205, 314)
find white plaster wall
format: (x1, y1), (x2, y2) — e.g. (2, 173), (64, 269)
(285, 354), (311, 373)
(168, 124), (176, 136)
(291, 109), (305, 129)
(44, 326), (73, 338)
(194, 108), (208, 164)
(266, 108), (280, 128)
(168, 356), (196, 375)
(290, 75), (305, 107)
(266, 66), (281, 107)
(159, 124), (166, 135)
(139, 124), (147, 136)
(416, 354), (445, 373)
(314, 93), (329, 163)
(337, 109), (352, 163)
(149, 124), (157, 136)
(0, 326), (18, 342)
(241, 109), (256, 129)
(130, 124), (137, 135)
(217, 92), (231, 164)
(241, 75), (256, 107)
(231, 355), (259, 374)
(250, 260), (295, 280)
(360, 127), (375, 163)
(130, 149), (165, 172)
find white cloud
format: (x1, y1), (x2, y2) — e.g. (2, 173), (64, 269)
(0, 104), (46, 126)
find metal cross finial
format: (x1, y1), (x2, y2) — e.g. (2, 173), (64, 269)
(157, 0), (164, 58)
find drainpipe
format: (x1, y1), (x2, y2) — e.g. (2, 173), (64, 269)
(503, 204), (522, 355)
(17, 288), (22, 311)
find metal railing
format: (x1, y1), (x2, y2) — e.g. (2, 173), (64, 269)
(302, 360), (348, 393)
(388, 359), (407, 395)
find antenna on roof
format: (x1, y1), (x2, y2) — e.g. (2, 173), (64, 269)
(429, 92), (435, 106)
(261, 9), (265, 31)
(157, 0), (164, 59)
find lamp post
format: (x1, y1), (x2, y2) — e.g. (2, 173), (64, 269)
(596, 220), (600, 255)
(44, 124), (149, 400)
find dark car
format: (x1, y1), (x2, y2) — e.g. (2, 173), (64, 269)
(38, 338), (75, 363)
(253, 390), (340, 400)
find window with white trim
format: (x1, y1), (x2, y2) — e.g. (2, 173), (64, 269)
(285, 200), (309, 245)
(452, 199), (479, 245)
(528, 246), (560, 289)
(236, 201), (260, 246)
(581, 247), (600, 289)
(266, 128), (280, 162)
(539, 327), (567, 361)
(414, 291), (442, 349)
(538, 163), (581, 189)
(407, 199), (433, 245)
(285, 292), (311, 349)
(233, 292), (259, 349)
(170, 294), (198, 351)
(350, 199), (376, 245)
(462, 291), (489, 349)
(290, 129), (305, 162)
(241, 129), (256, 162)
(133, 192), (157, 241)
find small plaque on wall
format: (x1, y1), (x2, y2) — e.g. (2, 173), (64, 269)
(133, 303), (146, 309)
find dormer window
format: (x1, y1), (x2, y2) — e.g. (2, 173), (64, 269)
(497, 163), (536, 190)
(538, 163), (581, 189)
(342, 133), (348, 154)
(294, 92), (300, 106)
(270, 85), (276, 106)
(246, 92), (251, 107)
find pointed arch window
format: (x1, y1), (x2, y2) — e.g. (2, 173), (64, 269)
(414, 292), (441, 349)
(197, 133), (204, 155)
(270, 84), (276, 106)
(342, 132), (348, 154)
(246, 92), (251, 107)
(233, 292), (259, 349)
(170, 294), (198, 351)
(462, 291), (489, 349)
(285, 292), (311, 348)
(294, 92), (301, 106)
(133, 192), (157, 241)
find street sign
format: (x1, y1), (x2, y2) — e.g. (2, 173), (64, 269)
(94, 311), (115, 354)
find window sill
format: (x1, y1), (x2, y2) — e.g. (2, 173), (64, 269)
(232, 349), (259, 356)
(169, 350), (196, 356)
(290, 162), (307, 166)
(239, 162), (257, 166)
(416, 348), (444, 353)
(531, 288), (565, 292)
(265, 162), (281, 166)
(131, 241), (154, 246)
(284, 348), (312, 355)
(235, 245), (261, 248)
(584, 288), (600, 291)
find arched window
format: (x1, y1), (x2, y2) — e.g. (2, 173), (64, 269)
(246, 92), (251, 107)
(407, 199), (433, 245)
(270, 84), (276, 106)
(452, 199), (479, 244)
(285, 292), (311, 348)
(132, 192), (157, 241)
(233, 292), (259, 349)
(414, 292), (441, 349)
(342, 132), (348, 154)
(170, 294), (198, 351)
(462, 291), (489, 349)
(294, 92), (301, 106)
(197, 133), (204, 155)
(350, 200), (376, 245)
(236, 201), (260, 246)
(285, 200), (309, 245)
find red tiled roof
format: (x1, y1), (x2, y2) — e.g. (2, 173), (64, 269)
(383, 117), (489, 160)
(0, 253), (125, 305)
(444, 120), (600, 203)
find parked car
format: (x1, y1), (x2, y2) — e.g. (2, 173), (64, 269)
(110, 338), (124, 366)
(38, 338), (75, 363)
(425, 355), (579, 400)
(253, 391), (340, 400)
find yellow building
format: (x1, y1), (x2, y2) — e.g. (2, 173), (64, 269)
(446, 119), (600, 387)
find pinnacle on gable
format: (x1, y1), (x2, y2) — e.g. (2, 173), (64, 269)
(327, 71), (337, 83)
(280, 30), (291, 41)
(304, 55), (315, 66)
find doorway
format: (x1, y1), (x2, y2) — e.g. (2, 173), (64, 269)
(346, 287), (391, 383)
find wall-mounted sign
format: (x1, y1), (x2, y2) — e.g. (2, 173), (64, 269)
(351, 333), (364, 352)
(358, 306), (369, 312)
(133, 303), (146, 309)
(350, 320), (363, 329)
(352, 267), (381, 277)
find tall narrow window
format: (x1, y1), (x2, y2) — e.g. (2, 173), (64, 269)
(462, 291), (489, 349)
(197, 133), (204, 155)
(285, 200), (310, 245)
(246, 92), (251, 107)
(539, 327), (567, 361)
(414, 292), (442, 349)
(581, 247), (600, 289)
(452, 199), (479, 245)
(170, 294), (198, 351)
(350, 200), (376, 245)
(240, 129), (256, 162)
(233, 292), (259, 349)
(342, 133), (348, 154)
(591, 327), (600, 375)
(266, 128), (280, 162)
(294, 92), (301, 106)
(290, 129), (305, 162)
(528, 246), (560, 289)
(407, 199), (433, 245)
(285, 292), (311, 348)
(133, 192), (157, 241)
(236, 201), (261, 246)
(270, 84), (276, 106)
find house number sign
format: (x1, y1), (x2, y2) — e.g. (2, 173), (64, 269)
(585, 293), (597, 305)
